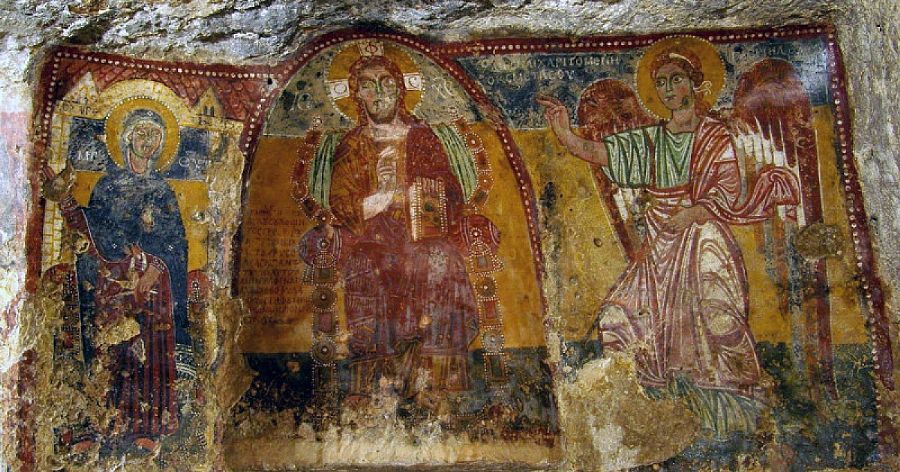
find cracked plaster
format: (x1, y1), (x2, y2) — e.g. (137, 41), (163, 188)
(0, 0), (898, 470)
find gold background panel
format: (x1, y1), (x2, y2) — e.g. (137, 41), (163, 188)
(238, 137), (313, 353)
(514, 129), (628, 340)
(238, 126), (548, 353)
(512, 121), (865, 345)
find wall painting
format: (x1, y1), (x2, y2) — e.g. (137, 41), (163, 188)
(26, 25), (897, 470)
(30, 51), (268, 469)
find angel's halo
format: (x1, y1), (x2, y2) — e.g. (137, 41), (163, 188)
(635, 35), (725, 121)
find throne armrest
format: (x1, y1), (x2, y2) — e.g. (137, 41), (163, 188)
(452, 214), (500, 258)
(298, 225), (353, 269)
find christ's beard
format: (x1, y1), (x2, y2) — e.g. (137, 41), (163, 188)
(367, 104), (398, 124)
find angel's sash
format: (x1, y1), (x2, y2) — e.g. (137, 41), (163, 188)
(689, 118), (800, 224)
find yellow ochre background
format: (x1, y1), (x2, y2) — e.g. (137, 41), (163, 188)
(517, 104), (865, 346)
(238, 109), (866, 353)
(239, 122), (546, 353)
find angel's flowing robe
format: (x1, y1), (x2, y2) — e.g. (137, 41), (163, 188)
(329, 121), (479, 396)
(63, 162), (187, 440)
(596, 117), (799, 431)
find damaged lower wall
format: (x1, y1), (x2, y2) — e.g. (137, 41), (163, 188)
(1, 1), (899, 471)
(0, 47), (33, 472)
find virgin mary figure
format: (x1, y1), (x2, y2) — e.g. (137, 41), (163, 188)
(44, 99), (189, 451)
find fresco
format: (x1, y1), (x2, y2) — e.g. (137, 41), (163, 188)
(226, 27), (896, 469)
(453, 30), (892, 468)
(31, 51), (268, 468)
(26, 25), (897, 470)
(234, 37), (557, 458)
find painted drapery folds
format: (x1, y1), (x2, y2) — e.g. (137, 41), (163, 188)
(540, 36), (805, 436)
(57, 103), (188, 444)
(236, 37), (555, 454)
(32, 54), (259, 468)
(24, 25), (897, 470)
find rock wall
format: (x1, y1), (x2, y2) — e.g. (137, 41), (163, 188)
(1, 1), (898, 470)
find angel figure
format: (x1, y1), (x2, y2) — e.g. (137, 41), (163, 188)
(540, 36), (809, 436)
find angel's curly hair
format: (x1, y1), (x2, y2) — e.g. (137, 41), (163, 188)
(650, 47), (705, 86)
(650, 47), (711, 116)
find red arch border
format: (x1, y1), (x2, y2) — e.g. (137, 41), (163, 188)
(236, 28), (549, 312)
(22, 25), (898, 466)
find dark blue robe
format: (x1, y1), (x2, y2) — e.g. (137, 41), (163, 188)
(76, 163), (190, 364)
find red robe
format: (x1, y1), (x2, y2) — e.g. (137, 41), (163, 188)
(60, 191), (179, 440)
(597, 117), (799, 395)
(330, 121), (479, 395)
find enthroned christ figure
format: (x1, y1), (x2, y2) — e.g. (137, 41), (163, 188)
(325, 53), (479, 406)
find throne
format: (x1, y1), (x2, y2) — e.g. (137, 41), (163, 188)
(291, 120), (509, 408)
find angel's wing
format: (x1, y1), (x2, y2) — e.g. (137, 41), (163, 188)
(729, 58), (817, 226)
(576, 79), (655, 260)
(728, 58), (837, 395)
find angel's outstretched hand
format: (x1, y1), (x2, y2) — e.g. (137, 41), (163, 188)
(537, 95), (572, 139)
